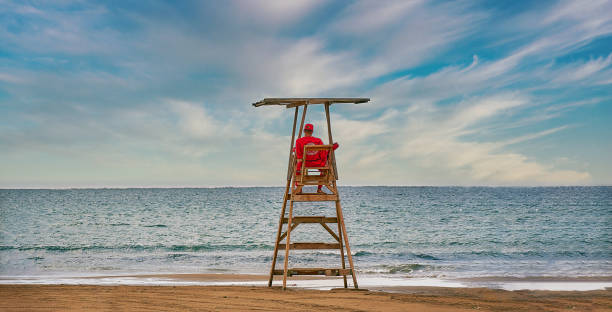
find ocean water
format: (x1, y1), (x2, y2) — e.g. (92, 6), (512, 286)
(1, 187), (611, 283)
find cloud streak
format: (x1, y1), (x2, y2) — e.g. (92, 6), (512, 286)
(0, 0), (610, 187)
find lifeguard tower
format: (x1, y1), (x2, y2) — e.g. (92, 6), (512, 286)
(252, 98), (370, 290)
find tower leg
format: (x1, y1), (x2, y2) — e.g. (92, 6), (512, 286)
(336, 200), (358, 289)
(282, 199), (294, 290)
(336, 204), (348, 288)
(330, 181), (347, 288)
(268, 180), (291, 287)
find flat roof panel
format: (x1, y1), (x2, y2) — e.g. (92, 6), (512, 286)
(252, 98), (370, 107)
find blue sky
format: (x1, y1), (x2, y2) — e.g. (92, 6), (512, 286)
(1, 0), (611, 188)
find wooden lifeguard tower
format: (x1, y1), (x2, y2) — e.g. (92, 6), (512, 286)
(252, 98), (370, 290)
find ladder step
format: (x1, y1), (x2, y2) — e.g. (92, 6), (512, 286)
(297, 182), (333, 186)
(282, 216), (337, 224)
(287, 194), (338, 201)
(273, 268), (352, 276)
(300, 176), (332, 182)
(278, 242), (341, 250)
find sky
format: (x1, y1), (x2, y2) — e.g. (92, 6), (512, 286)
(0, 0), (611, 188)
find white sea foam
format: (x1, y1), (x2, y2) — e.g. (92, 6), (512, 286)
(1, 275), (610, 291)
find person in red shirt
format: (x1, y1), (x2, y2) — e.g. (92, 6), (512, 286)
(294, 123), (339, 194)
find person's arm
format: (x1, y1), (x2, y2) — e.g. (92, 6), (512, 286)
(333, 142), (339, 150)
(295, 140), (303, 163)
(321, 142), (338, 163)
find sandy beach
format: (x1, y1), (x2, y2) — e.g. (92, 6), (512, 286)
(2, 274), (612, 311)
(2, 284), (611, 312)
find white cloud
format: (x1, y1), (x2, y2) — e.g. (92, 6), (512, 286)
(1, 1), (608, 187)
(330, 0), (421, 34)
(169, 100), (220, 139)
(233, 0), (326, 27)
(231, 36), (384, 96)
(329, 0), (487, 71)
(544, 0), (612, 27)
(551, 53), (612, 83)
(447, 95), (526, 131)
(499, 125), (569, 147)
(0, 73), (25, 84)
(398, 95), (590, 185)
(332, 93), (591, 185)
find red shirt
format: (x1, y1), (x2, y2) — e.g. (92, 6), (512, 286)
(294, 136), (339, 173)
(296, 136), (325, 163)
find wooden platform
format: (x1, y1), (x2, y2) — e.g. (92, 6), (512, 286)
(278, 243), (341, 250)
(273, 268), (353, 276)
(287, 194), (338, 201)
(282, 216), (337, 224)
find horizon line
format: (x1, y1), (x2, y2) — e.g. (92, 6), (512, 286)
(1, 185), (610, 190)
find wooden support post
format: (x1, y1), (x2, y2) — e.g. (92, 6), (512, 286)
(285, 107), (299, 181)
(334, 183), (348, 288)
(319, 222), (341, 242)
(279, 223), (299, 241)
(297, 103), (308, 186)
(336, 199), (358, 289)
(297, 103), (308, 139)
(324, 103), (338, 179)
(282, 200), (294, 289)
(269, 107), (299, 287)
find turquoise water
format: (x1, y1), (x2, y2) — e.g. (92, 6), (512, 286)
(1, 187), (610, 279)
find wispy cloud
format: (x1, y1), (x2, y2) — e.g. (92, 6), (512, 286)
(349, 94), (591, 185)
(0, 0), (610, 187)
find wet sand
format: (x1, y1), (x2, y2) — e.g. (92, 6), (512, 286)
(1, 284), (611, 311)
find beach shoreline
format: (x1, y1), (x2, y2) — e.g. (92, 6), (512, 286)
(1, 284), (611, 312)
(2, 273), (611, 292)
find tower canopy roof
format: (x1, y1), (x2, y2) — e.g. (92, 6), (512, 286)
(252, 98), (370, 108)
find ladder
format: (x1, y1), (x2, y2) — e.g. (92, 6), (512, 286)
(266, 102), (358, 290)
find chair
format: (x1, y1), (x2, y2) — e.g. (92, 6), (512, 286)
(297, 144), (336, 194)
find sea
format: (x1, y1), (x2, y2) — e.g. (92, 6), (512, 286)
(1, 187), (611, 290)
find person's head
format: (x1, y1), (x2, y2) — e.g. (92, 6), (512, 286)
(304, 123), (313, 136)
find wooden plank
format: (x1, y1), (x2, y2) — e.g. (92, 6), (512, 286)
(277, 243), (341, 250)
(252, 98), (370, 107)
(297, 178), (334, 186)
(279, 223), (299, 241)
(286, 99), (368, 108)
(270, 107), (297, 286)
(336, 200), (358, 289)
(327, 269), (352, 276)
(285, 107), (299, 181)
(273, 268), (352, 276)
(282, 216), (337, 224)
(325, 103), (338, 180)
(304, 144), (334, 151)
(287, 101), (308, 109)
(334, 186), (348, 288)
(320, 222), (341, 242)
(301, 175), (330, 182)
(298, 181), (331, 186)
(289, 194), (338, 201)
(296, 104), (308, 185)
(282, 199), (294, 289)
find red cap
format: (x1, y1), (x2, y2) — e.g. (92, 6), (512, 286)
(304, 124), (313, 131)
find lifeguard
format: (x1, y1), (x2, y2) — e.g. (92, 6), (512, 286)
(294, 123), (338, 194)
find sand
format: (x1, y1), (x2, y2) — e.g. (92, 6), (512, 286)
(1, 284), (611, 311)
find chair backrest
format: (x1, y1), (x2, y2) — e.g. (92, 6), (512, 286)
(303, 144), (333, 166)
(299, 144), (335, 185)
